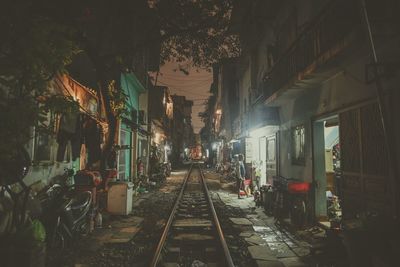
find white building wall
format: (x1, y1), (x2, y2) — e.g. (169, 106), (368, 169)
(277, 55), (377, 182)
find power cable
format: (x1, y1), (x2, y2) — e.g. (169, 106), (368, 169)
(158, 84), (211, 97)
(157, 79), (213, 88)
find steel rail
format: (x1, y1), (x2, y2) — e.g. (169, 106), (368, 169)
(149, 164), (194, 267)
(198, 165), (235, 267)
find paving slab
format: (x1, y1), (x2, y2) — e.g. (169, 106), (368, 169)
(268, 242), (296, 258)
(119, 226), (140, 234)
(279, 257), (309, 267)
(245, 235), (267, 245)
(250, 218), (267, 226)
(253, 225), (274, 232)
(92, 230), (114, 242)
(261, 234), (281, 242)
(248, 245), (277, 261)
(255, 260), (285, 267)
(106, 238), (131, 244)
(229, 217), (253, 226)
(291, 247), (310, 257)
(240, 231), (254, 238)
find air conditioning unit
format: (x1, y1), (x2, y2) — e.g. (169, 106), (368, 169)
(139, 110), (147, 125)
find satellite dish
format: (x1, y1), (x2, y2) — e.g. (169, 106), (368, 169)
(0, 147), (30, 186)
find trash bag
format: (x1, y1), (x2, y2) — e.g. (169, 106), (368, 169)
(31, 219), (46, 242)
(20, 219), (46, 244)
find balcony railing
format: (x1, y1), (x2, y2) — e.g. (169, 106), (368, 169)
(263, 0), (363, 100)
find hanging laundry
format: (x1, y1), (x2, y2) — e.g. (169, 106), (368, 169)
(56, 113), (83, 162)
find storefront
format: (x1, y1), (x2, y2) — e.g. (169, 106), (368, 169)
(117, 122), (133, 181)
(120, 72), (147, 181)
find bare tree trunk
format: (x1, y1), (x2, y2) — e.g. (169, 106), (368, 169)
(96, 66), (117, 174)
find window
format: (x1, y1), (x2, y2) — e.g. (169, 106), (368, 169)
(34, 131), (52, 162)
(33, 111), (56, 162)
(292, 125), (305, 164)
(118, 127), (131, 181)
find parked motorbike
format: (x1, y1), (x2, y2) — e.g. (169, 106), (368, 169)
(162, 162), (171, 177)
(37, 170), (92, 249)
(149, 161), (171, 183)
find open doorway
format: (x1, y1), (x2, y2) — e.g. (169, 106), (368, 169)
(313, 116), (342, 228)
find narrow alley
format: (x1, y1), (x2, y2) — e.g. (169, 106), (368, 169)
(1, 0), (400, 267)
(40, 166), (347, 267)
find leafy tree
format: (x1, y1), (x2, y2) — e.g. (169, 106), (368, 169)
(0, 2), (80, 182)
(154, 0), (241, 67)
(0, 0), (240, 176)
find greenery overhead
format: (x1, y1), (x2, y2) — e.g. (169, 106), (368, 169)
(0, 0), (241, 176)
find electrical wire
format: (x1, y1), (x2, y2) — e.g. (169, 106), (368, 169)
(157, 82), (211, 97)
(157, 79), (213, 89)
(157, 74), (212, 82)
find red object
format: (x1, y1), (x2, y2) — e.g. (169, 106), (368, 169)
(288, 182), (310, 193)
(105, 169), (118, 179)
(244, 179), (251, 186)
(239, 190), (246, 196)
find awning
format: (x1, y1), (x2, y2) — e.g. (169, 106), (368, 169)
(121, 117), (150, 136)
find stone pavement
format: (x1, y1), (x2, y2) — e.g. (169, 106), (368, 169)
(204, 170), (310, 267)
(72, 170), (186, 266)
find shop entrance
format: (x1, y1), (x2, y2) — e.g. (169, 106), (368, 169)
(313, 115), (342, 228)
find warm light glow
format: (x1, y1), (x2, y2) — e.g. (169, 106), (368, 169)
(212, 141), (220, 150)
(215, 109), (222, 115)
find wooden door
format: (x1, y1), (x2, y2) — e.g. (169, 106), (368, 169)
(339, 102), (391, 219)
(266, 134), (278, 185)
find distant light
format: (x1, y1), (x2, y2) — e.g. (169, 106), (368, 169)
(215, 109), (222, 115)
(212, 142), (218, 150)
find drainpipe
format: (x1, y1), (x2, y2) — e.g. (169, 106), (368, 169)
(359, 0), (399, 218)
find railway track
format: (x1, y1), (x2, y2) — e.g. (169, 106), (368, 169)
(150, 163), (234, 267)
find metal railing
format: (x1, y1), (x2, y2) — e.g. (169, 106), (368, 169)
(263, 0), (362, 99)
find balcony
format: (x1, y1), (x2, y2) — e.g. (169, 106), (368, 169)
(263, 0), (364, 104)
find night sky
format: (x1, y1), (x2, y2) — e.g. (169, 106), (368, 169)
(152, 61), (212, 133)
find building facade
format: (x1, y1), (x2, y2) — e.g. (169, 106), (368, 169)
(209, 0), (400, 226)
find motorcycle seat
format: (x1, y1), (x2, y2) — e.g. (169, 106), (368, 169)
(69, 191), (92, 210)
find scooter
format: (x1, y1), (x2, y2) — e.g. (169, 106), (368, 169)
(37, 171), (92, 249)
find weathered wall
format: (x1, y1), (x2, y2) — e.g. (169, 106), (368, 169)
(278, 54), (377, 182)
